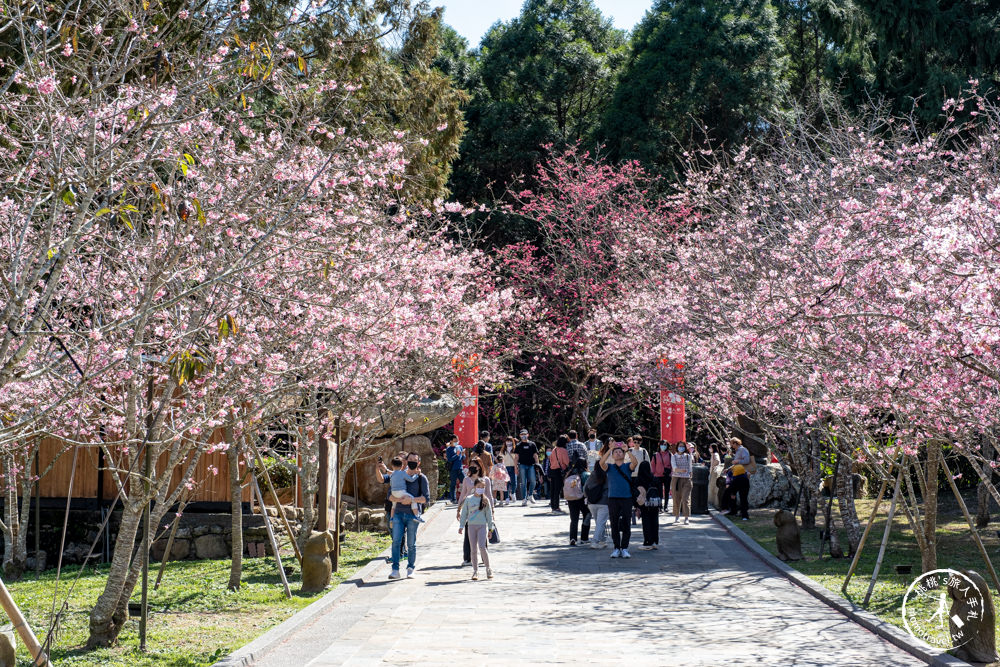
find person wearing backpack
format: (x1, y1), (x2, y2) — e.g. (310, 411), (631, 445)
(599, 441), (639, 559)
(564, 458), (590, 545)
(585, 442), (611, 549)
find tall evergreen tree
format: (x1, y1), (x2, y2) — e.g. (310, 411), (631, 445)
(449, 0), (626, 210)
(599, 0), (786, 172)
(814, 0), (1000, 126)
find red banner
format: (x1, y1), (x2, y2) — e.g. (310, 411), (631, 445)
(659, 362), (685, 443)
(454, 382), (479, 448)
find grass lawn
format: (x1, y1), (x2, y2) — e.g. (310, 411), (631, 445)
(733, 491), (1000, 648)
(9, 530), (390, 666)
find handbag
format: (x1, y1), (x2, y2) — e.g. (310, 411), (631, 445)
(488, 525), (500, 544)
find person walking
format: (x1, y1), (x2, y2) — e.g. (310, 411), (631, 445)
(514, 429), (539, 505)
(585, 448), (611, 548)
(635, 460), (662, 549)
(388, 452), (429, 579)
(456, 462), (494, 565)
(471, 439), (494, 478)
(670, 442), (694, 525)
(458, 478), (495, 580)
(652, 441), (672, 514)
(600, 442), (638, 559)
(500, 437), (517, 503)
(445, 435), (465, 503)
(476, 430), (495, 456)
(547, 435), (571, 513)
(564, 457), (590, 545)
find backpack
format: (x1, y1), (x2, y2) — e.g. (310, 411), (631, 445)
(584, 473), (604, 504)
(563, 473), (585, 501)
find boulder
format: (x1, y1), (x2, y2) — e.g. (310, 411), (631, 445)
(347, 434), (438, 505)
(193, 534), (228, 560)
(151, 537), (191, 562)
(366, 394), (462, 439)
(748, 463), (799, 508)
(734, 413), (769, 458)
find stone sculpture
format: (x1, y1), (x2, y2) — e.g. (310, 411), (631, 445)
(950, 570), (999, 664)
(774, 510), (803, 561)
(0, 625), (14, 667)
(300, 530), (336, 593)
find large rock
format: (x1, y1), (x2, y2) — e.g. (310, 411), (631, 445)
(748, 463), (799, 508)
(734, 413), (769, 458)
(366, 394), (462, 438)
(711, 463), (799, 509)
(193, 534), (228, 560)
(151, 537), (191, 562)
(348, 435), (438, 505)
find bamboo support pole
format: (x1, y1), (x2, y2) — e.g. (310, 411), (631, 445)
(864, 462), (905, 607)
(0, 575), (48, 665)
(843, 460), (897, 593)
(153, 494), (189, 590)
(249, 443), (302, 563)
(940, 456), (1000, 595)
(252, 477), (291, 599)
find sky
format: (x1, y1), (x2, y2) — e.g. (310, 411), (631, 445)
(435, 0), (653, 47)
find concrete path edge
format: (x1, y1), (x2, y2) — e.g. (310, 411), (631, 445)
(213, 502), (445, 667)
(708, 508), (970, 667)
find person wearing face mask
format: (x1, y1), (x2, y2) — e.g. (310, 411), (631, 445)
(627, 436), (650, 478)
(459, 478), (495, 580)
(599, 441), (639, 558)
(652, 440), (673, 515)
(456, 461), (494, 566)
(387, 453), (429, 580)
(513, 429), (539, 505)
(670, 442), (694, 525)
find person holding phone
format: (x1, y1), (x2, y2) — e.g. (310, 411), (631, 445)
(599, 441), (639, 559)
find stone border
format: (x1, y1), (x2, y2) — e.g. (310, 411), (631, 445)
(213, 501), (445, 667)
(709, 508), (970, 667)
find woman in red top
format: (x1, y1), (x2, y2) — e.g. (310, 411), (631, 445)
(651, 440), (672, 514)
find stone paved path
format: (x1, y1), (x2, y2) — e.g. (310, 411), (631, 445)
(255, 500), (924, 666)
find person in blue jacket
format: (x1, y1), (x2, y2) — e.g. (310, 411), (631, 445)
(445, 435), (465, 502)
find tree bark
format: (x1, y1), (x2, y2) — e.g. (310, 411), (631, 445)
(976, 478), (991, 528)
(836, 450), (862, 556)
(227, 429), (243, 591)
(87, 502), (142, 648)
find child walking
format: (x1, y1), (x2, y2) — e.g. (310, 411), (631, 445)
(458, 478), (495, 580)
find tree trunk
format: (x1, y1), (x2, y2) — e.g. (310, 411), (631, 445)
(976, 478), (991, 528)
(3, 455), (24, 580)
(919, 440), (941, 573)
(87, 502), (142, 648)
(296, 419), (319, 554)
(824, 451), (843, 558)
(227, 431), (243, 591)
(836, 451), (862, 556)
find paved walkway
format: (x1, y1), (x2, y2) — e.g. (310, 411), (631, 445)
(255, 500), (924, 666)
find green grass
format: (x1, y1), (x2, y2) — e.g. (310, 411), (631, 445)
(735, 492), (1000, 647)
(9, 530), (390, 666)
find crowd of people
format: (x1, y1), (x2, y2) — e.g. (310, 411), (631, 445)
(377, 430), (756, 581)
